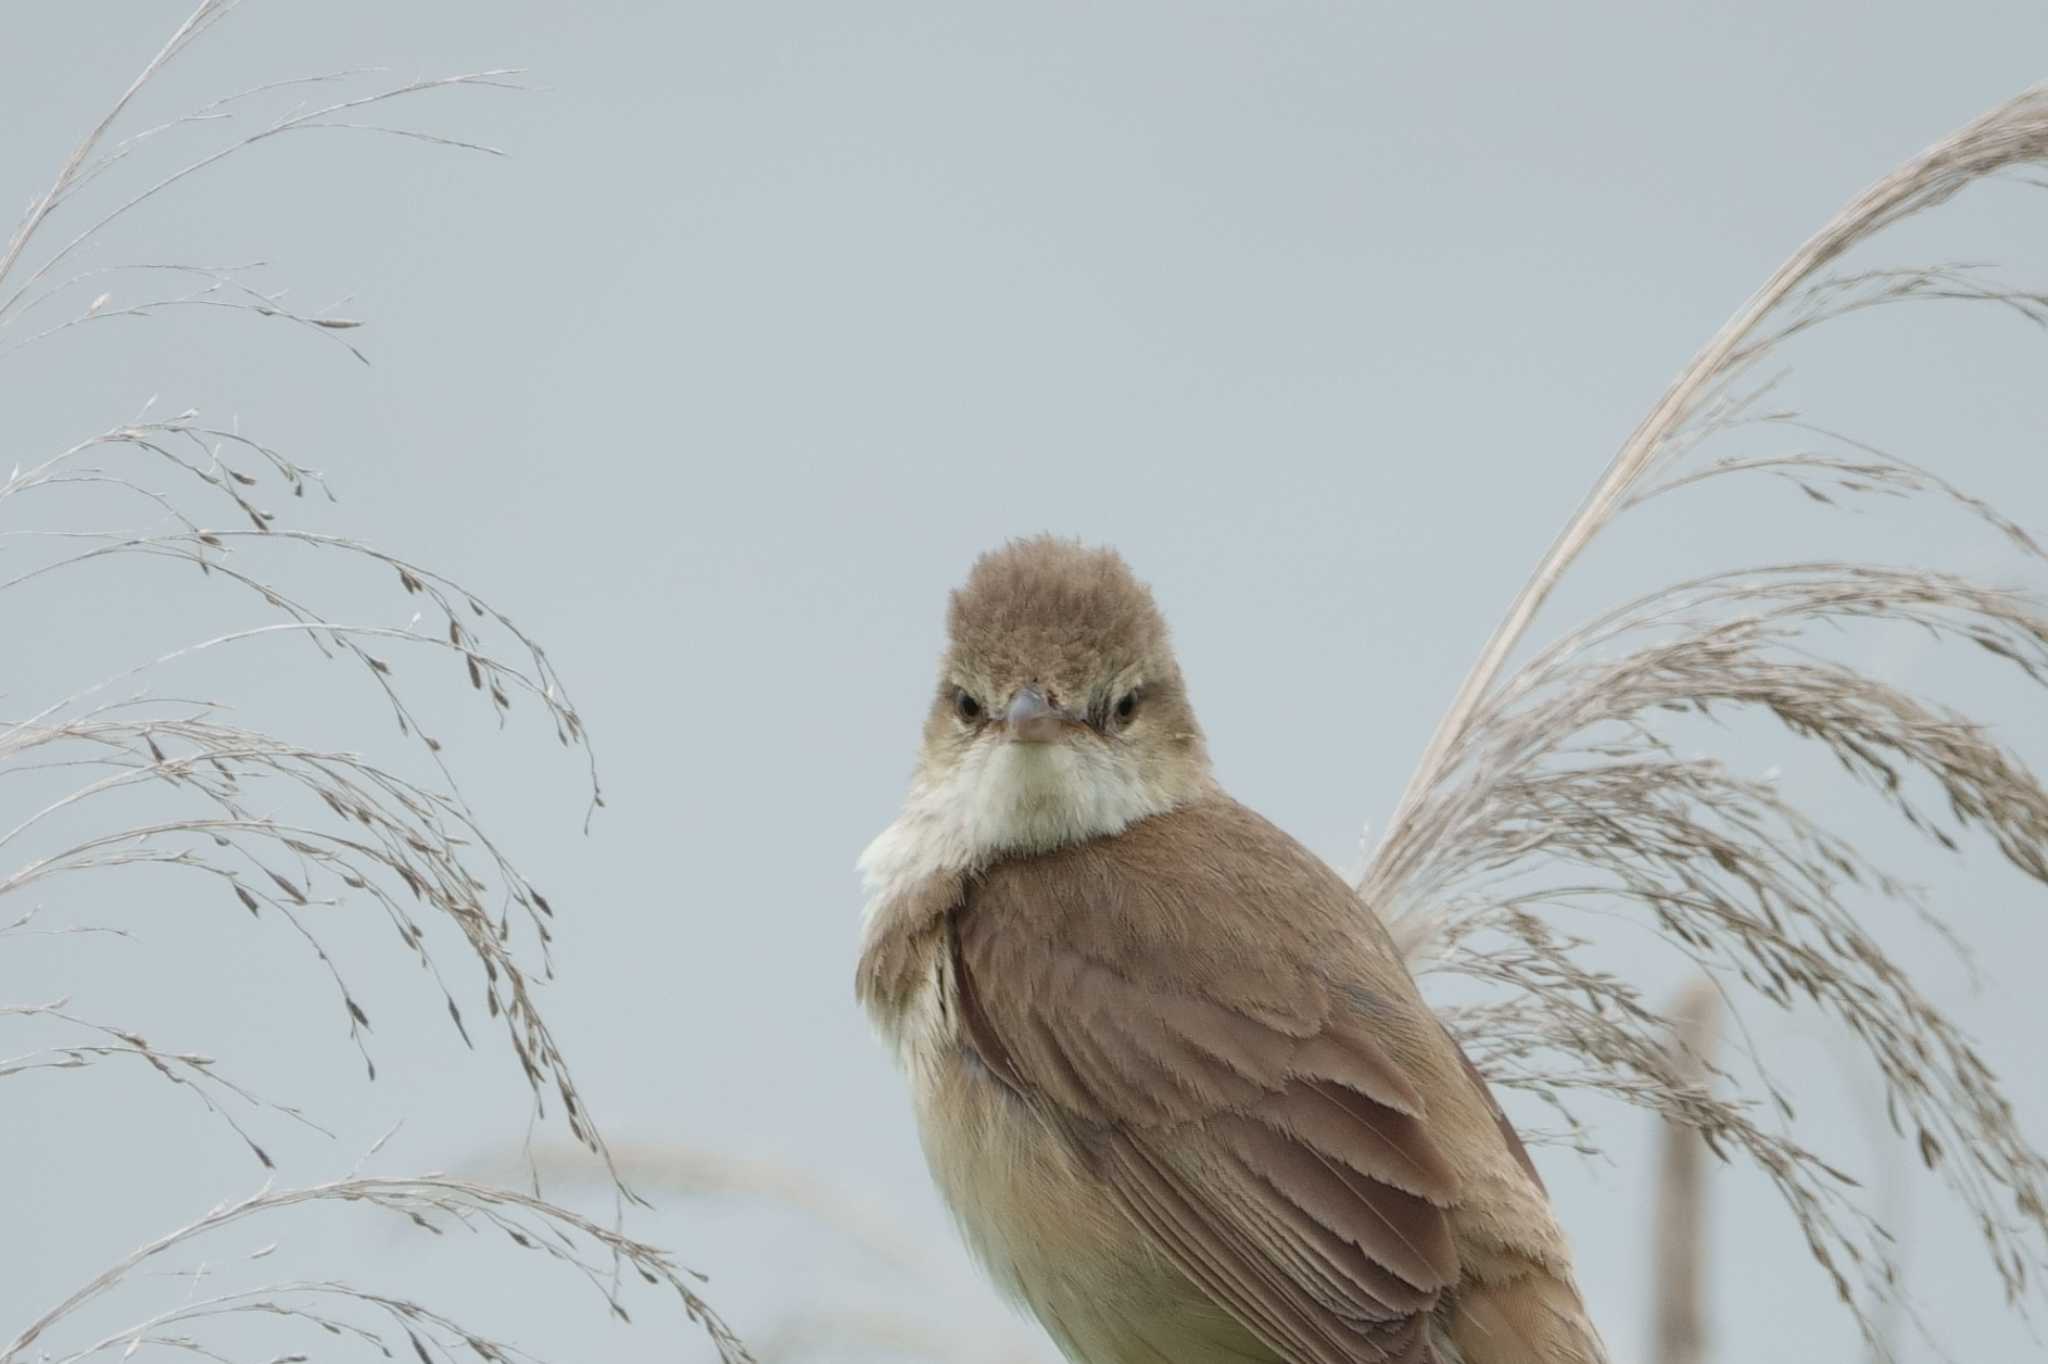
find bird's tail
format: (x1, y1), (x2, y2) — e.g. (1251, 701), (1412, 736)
(1436, 1262), (1610, 1364)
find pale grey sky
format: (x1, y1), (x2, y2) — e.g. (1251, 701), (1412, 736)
(4, 4), (2047, 1363)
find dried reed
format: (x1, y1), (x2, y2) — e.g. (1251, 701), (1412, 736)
(1370, 87), (2048, 1349)
(1651, 981), (1719, 1364)
(2, 4), (743, 1361)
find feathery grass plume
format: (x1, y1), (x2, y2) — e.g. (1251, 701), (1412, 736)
(2, 4), (744, 1360)
(1368, 88), (2048, 1346)
(2, 1175), (747, 1364)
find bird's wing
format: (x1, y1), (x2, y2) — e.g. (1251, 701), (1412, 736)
(953, 800), (1468, 1364)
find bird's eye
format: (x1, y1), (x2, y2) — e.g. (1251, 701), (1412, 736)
(1114, 691), (1139, 723)
(955, 690), (983, 723)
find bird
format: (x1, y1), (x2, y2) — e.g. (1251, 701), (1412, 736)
(855, 536), (1610, 1364)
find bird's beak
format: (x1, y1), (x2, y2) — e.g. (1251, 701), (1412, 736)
(1005, 686), (1075, 744)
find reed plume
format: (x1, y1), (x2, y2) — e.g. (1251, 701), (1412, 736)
(1371, 87), (2048, 1350)
(2, 5), (744, 1360)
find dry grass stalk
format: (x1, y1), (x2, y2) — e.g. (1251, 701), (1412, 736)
(0, 995), (329, 1168)
(2, 1175), (747, 1364)
(1369, 88), (2048, 1347)
(3, 5), (744, 1361)
(1651, 981), (1720, 1364)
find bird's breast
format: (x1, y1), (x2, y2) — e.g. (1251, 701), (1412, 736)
(908, 1006), (1275, 1363)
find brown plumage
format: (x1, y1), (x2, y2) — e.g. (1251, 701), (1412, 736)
(857, 537), (1607, 1364)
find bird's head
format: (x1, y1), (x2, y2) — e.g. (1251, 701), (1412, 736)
(903, 536), (1211, 862)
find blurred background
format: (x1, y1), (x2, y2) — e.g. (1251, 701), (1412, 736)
(3, 4), (2046, 1361)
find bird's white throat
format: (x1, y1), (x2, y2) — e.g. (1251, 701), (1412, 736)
(858, 739), (1173, 925)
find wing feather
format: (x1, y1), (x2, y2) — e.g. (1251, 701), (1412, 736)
(954, 820), (1465, 1362)
(1107, 1134), (1372, 1364)
(946, 797), (1489, 1362)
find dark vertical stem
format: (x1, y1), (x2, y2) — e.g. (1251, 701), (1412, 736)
(1653, 980), (1721, 1364)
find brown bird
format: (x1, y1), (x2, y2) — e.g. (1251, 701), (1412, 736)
(857, 537), (1608, 1364)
